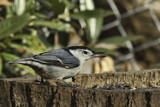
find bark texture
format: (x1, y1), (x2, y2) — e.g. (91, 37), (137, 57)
(1, 69), (160, 107)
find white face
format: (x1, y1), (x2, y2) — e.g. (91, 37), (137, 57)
(69, 49), (94, 62)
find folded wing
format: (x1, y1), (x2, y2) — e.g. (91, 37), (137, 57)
(32, 49), (80, 68)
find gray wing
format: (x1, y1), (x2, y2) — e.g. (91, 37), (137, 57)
(32, 49), (80, 68)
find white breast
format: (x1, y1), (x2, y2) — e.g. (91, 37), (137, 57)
(45, 65), (81, 80)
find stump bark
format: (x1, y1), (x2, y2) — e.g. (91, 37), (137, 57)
(1, 69), (160, 107)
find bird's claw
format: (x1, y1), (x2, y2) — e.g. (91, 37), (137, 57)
(57, 81), (80, 88)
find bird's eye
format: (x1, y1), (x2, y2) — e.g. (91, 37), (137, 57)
(83, 51), (88, 54)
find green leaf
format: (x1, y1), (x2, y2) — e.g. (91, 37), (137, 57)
(91, 47), (115, 55)
(1, 52), (20, 62)
(26, 0), (36, 12)
(70, 9), (114, 20)
(35, 13), (49, 19)
(0, 13), (32, 40)
(37, 0), (52, 9)
(51, 0), (65, 16)
(101, 36), (143, 47)
(0, 43), (6, 48)
(86, 18), (103, 43)
(9, 34), (48, 54)
(33, 20), (75, 32)
(64, 0), (77, 9)
(71, 9), (113, 43)
(6, 33), (29, 40)
(0, 56), (2, 75)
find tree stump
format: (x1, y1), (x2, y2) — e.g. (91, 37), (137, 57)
(1, 69), (160, 107)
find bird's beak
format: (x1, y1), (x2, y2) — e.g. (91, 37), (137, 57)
(92, 52), (107, 58)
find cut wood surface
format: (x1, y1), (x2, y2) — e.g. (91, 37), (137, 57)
(0, 69), (160, 107)
(73, 69), (160, 88)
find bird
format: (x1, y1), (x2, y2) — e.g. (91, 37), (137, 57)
(9, 46), (107, 81)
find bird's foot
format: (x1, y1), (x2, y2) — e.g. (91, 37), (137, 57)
(57, 80), (80, 88)
(32, 78), (50, 85)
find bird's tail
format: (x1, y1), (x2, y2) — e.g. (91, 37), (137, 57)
(8, 58), (34, 65)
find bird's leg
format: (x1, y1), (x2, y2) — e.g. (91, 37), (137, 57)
(33, 77), (50, 85)
(40, 77), (50, 85)
(32, 76), (42, 84)
(41, 77), (44, 83)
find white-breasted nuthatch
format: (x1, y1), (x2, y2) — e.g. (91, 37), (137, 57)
(9, 46), (107, 80)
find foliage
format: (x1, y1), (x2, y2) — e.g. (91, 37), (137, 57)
(100, 36), (143, 47)
(71, 9), (114, 43)
(71, 9), (113, 19)
(0, 56), (2, 75)
(0, 0), (142, 77)
(33, 20), (75, 32)
(0, 13), (32, 39)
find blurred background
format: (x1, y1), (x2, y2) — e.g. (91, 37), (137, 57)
(0, 0), (160, 78)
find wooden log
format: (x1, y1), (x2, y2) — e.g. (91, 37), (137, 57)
(0, 69), (160, 107)
(73, 69), (160, 88)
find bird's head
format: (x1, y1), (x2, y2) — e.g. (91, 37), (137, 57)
(68, 46), (107, 63)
